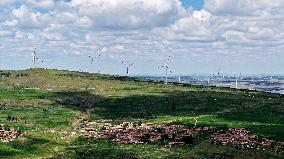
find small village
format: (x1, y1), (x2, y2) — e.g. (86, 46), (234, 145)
(0, 120), (282, 152)
(80, 121), (282, 150)
(0, 125), (24, 143)
(211, 128), (280, 150)
(81, 121), (217, 147)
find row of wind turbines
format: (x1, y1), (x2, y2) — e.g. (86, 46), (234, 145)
(208, 66), (243, 88)
(32, 48), (251, 88)
(31, 48), (173, 84)
(87, 50), (135, 76)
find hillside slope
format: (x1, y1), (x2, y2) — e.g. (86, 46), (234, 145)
(0, 69), (283, 159)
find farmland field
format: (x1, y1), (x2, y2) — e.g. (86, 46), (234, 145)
(0, 69), (283, 159)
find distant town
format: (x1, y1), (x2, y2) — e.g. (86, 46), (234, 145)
(140, 75), (284, 94)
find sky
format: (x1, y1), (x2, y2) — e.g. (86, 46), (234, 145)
(0, 0), (283, 75)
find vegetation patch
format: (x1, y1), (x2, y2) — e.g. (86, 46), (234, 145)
(0, 69), (283, 158)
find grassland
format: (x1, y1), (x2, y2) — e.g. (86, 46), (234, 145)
(0, 68), (283, 159)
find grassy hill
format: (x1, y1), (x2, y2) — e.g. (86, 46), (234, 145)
(0, 68), (283, 159)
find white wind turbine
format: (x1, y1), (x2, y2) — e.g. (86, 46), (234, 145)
(158, 56), (172, 85)
(217, 66), (223, 86)
(88, 54), (101, 64)
(121, 60), (134, 76)
(32, 48), (44, 68)
(217, 66), (221, 77)
(88, 54), (101, 73)
(88, 47), (106, 73)
(207, 77), (210, 85)
(32, 48), (37, 68)
(235, 73), (242, 88)
(270, 76), (274, 83)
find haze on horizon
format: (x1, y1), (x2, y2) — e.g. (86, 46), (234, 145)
(0, 0), (283, 75)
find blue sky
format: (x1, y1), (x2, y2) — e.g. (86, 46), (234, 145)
(0, 0), (283, 75)
(181, 0), (204, 10)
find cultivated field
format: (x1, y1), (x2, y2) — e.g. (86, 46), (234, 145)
(0, 69), (283, 159)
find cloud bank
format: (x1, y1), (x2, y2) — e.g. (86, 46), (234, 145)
(0, 0), (283, 74)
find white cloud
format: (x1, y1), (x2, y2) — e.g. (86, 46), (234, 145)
(74, 16), (93, 28)
(0, 0), (284, 74)
(12, 5), (51, 28)
(100, 47), (108, 53)
(15, 31), (26, 39)
(26, 0), (55, 9)
(69, 0), (186, 29)
(0, 0), (18, 6)
(4, 20), (18, 27)
(0, 30), (12, 37)
(204, 0), (284, 16)
(169, 10), (211, 36)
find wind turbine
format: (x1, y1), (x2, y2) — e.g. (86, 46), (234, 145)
(270, 76), (274, 83)
(235, 73), (242, 88)
(32, 48), (44, 68)
(207, 77), (210, 85)
(88, 54), (101, 64)
(158, 56), (172, 85)
(217, 66), (223, 86)
(88, 47), (106, 74)
(121, 61), (134, 76)
(217, 66), (221, 77)
(32, 48), (37, 68)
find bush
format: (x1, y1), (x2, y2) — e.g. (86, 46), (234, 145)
(181, 135), (194, 145)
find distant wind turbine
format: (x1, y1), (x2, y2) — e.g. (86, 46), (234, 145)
(121, 61), (134, 76)
(270, 76), (274, 83)
(207, 77), (210, 85)
(32, 48), (44, 68)
(88, 47), (105, 73)
(235, 73), (242, 88)
(217, 66), (221, 77)
(217, 66), (223, 86)
(158, 56), (172, 85)
(32, 48), (37, 68)
(88, 54), (101, 64)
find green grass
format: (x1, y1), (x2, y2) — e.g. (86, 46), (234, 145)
(0, 69), (283, 158)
